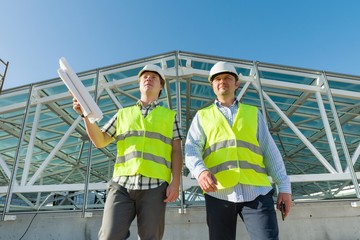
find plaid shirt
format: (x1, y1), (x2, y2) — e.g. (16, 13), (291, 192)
(101, 100), (183, 190)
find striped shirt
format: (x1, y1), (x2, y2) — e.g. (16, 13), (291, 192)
(185, 99), (291, 203)
(101, 100), (183, 190)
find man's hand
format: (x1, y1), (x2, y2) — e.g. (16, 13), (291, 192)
(71, 92), (83, 116)
(198, 170), (217, 192)
(276, 192), (292, 219)
(164, 181), (180, 202)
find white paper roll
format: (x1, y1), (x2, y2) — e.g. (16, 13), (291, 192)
(58, 57), (103, 123)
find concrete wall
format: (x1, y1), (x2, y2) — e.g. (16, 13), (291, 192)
(1, 200), (360, 240)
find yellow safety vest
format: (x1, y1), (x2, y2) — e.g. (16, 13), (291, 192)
(198, 103), (271, 189)
(113, 105), (176, 183)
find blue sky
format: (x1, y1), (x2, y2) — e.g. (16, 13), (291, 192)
(2, 0), (360, 90)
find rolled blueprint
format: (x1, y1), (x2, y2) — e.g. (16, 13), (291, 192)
(58, 57), (103, 123)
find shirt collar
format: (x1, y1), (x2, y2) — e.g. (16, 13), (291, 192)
(136, 99), (159, 109)
(215, 98), (238, 108)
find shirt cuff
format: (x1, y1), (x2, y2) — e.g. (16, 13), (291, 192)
(193, 166), (208, 180)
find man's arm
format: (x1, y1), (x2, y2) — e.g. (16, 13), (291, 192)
(258, 111), (291, 193)
(184, 113), (218, 192)
(184, 113), (208, 179)
(82, 117), (113, 148)
(164, 139), (182, 202)
(73, 96), (113, 148)
(258, 111), (292, 217)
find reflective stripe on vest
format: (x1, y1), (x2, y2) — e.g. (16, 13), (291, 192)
(198, 103), (271, 189)
(113, 105), (176, 183)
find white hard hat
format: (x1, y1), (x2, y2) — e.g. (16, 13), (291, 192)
(208, 61), (239, 82)
(138, 64), (166, 85)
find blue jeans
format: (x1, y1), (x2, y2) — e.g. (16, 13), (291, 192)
(205, 190), (279, 240)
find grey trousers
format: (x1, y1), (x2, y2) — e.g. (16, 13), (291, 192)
(98, 180), (168, 240)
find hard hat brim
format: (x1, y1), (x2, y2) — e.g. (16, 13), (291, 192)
(209, 72), (239, 82)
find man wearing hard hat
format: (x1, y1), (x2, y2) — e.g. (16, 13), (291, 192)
(73, 64), (183, 240)
(185, 61), (292, 240)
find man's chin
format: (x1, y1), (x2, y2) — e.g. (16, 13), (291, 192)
(218, 89), (229, 94)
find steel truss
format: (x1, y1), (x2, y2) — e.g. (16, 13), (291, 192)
(0, 51), (359, 219)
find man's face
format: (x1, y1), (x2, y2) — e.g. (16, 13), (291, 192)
(139, 71), (163, 95)
(211, 73), (239, 97)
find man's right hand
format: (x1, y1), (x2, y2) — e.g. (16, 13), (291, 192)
(198, 170), (218, 192)
(70, 91), (83, 116)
